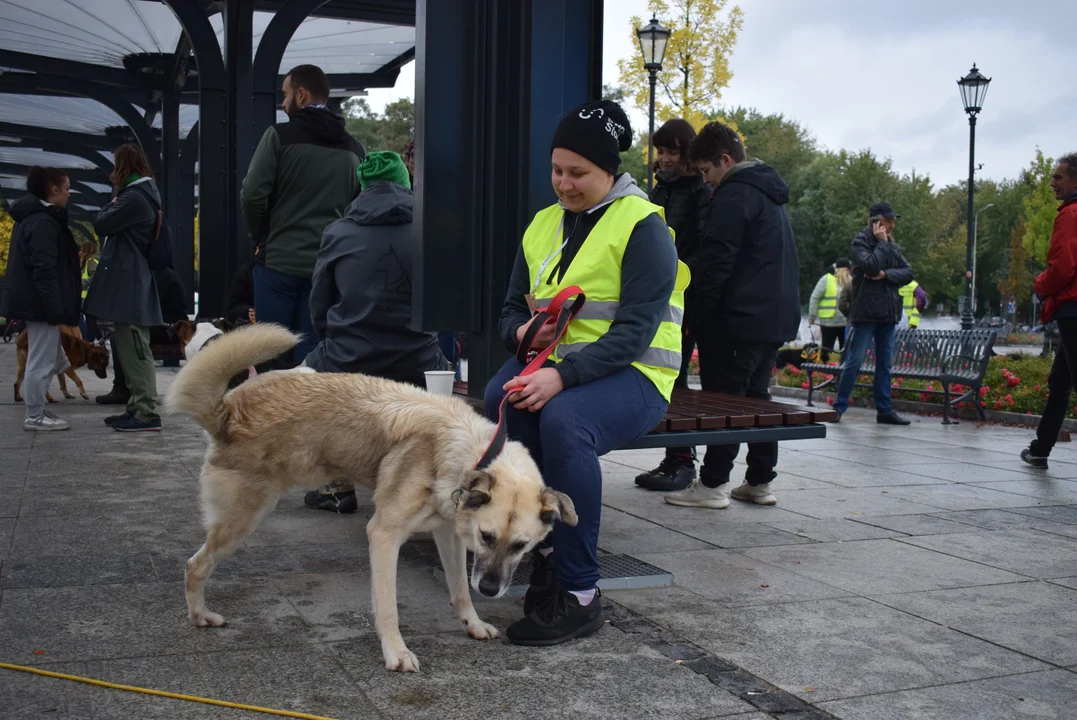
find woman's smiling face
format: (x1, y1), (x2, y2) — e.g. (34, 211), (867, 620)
(551, 148), (614, 213)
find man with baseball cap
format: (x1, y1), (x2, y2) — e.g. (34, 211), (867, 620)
(831, 201), (914, 424)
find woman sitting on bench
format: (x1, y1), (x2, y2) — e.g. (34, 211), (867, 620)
(484, 99), (688, 647)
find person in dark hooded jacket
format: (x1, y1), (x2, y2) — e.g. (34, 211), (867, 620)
(84, 143), (166, 432)
(302, 151), (449, 513)
(241, 64), (365, 366)
(662, 121), (800, 509)
(0, 167), (80, 431)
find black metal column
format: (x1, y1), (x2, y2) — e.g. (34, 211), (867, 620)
(415, 0), (603, 397)
(224, 0), (256, 273)
(161, 84), (181, 248)
(177, 123), (199, 311)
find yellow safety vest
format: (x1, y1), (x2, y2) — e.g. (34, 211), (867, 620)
(818, 273), (838, 319)
(899, 280), (920, 327)
(81, 258), (96, 300)
(521, 195), (689, 401)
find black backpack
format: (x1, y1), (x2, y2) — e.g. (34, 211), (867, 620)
(130, 185), (174, 272)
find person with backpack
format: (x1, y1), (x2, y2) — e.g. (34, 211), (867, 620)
(83, 143), (165, 432)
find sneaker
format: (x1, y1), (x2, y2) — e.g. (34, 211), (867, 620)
(730, 481), (777, 505)
(105, 412), (134, 426)
(303, 490), (358, 514)
(663, 482), (731, 509)
(112, 415), (162, 432)
(506, 587), (605, 647)
(523, 550), (558, 616)
(95, 390), (130, 405)
(877, 412), (911, 426)
(1020, 448), (1049, 470)
(23, 414), (70, 432)
(635, 456), (696, 491)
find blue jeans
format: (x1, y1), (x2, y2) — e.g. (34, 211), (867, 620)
(253, 265), (316, 366)
(833, 322), (896, 415)
(484, 360), (667, 590)
(438, 331), (461, 380)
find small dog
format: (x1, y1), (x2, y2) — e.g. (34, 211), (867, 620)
(14, 325), (110, 402)
(775, 343), (818, 371)
(168, 318), (236, 360)
(166, 324), (574, 673)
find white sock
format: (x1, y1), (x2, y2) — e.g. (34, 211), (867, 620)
(569, 588), (596, 606)
(538, 547), (554, 558)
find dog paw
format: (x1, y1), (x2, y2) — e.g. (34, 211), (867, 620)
(465, 619), (501, 641)
(190, 611), (227, 628)
(384, 648), (420, 673)
(46, 396), (57, 404)
(80, 393), (89, 400)
(62, 393), (74, 400)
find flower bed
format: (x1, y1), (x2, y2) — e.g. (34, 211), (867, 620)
(773, 353), (1067, 418)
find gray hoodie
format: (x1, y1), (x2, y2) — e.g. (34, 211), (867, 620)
(304, 181), (445, 383)
(499, 172), (679, 389)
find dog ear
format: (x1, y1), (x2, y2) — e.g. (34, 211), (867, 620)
(539, 488), (578, 527)
(213, 318), (236, 332)
(459, 470), (496, 509)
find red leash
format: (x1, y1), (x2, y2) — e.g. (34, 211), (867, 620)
(474, 286), (586, 470)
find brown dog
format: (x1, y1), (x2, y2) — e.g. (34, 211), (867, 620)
(14, 325), (110, 402)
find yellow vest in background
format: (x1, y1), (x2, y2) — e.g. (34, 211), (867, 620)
(899, 280), (920, 327)
(818, 273), (838, 319)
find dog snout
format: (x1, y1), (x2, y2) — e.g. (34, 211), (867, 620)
(94, 368), (108, 379)
(478, 574), (501, 597)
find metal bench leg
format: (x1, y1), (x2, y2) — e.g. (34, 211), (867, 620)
(942, 383), (953, 425)
(975, 386), (987, 422)
(806, 373), (815, 407)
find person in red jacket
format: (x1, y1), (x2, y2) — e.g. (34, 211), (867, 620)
(1021, 152), (1077, 469)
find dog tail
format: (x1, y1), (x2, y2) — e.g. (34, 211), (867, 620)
(164, 323), (300, 438)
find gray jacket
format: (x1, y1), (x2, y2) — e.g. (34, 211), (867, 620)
(848, 226), (914, 325)
(304, 182), (444, 384)
(83, 178), (164, 327)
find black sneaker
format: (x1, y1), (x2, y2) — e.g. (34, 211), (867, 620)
(635, 456), (696, 491)
(522, 550), (558, 616)
(1020, 448), (1049, 469)
(303, 490), (358, 514)
(105, 412), (134, 426)
(877, 412), (911, 426)
(112, 415), (162, 432)
(95, 390), (130, 405)
(507, 587), (605, 647)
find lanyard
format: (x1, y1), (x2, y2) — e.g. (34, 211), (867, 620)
(532, 213), (579, 293)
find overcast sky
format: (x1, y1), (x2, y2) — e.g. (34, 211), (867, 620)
(366, 0), (1075, 188)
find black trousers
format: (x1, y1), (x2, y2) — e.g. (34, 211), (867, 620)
(820, 325), (844, 363)
(1032, 317), (1077, 457)
(696, 332), (781, 486)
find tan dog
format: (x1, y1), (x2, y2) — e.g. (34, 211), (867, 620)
(165, 323), (575, 673)
(14, 325), (110, 402)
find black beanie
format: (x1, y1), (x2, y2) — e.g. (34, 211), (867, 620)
(550, 100), (633, 175)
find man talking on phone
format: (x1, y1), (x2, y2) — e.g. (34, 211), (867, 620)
(831, 202), (914, 424)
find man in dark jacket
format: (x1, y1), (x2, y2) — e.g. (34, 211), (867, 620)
(1, 181), (81, 431)
(302, 151), (449, 513)
(241, 64), (365, 366)
(831, 202), (915, 424)
(664, 121), (800, 509)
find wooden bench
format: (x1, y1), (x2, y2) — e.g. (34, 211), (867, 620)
(802, 328), (997, 424)
(453, 382), (835, 449)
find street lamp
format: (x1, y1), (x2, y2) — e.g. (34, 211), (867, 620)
(957, 64), (992, 330)
(971, 203), (995, 313)
(637, 16), (670, 192)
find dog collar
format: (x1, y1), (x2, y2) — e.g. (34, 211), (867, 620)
(450, 487), (466, 507)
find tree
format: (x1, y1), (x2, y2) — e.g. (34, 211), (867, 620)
(616, 0), (744, 130)
(344, 97), (414, 155)
(1020, 148), (1057, 264)
(723, 107), (817, 196)
(998, 219), (1035, 321)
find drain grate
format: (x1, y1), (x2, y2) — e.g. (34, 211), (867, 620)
(431, 553), (673, 598)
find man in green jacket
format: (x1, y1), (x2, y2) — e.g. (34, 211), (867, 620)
(241, 63), (365, 365)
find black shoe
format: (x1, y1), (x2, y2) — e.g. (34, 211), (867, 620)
(829, 411), (843, 423)
(635, 456), (696, 491)
(877, 412), (911, 426)
(1021, 448), (1049, 469)
(95, 391), (130, 405)
(522, 550), (558, 616)
(112, 415), (162, 432)
(303, 490), (358, 514)
(104, 412), (134, 426)
(507, 587), (605, 647)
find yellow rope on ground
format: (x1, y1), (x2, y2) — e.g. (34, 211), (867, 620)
(0, 662), (338, 720)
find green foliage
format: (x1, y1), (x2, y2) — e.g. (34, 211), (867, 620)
(344, 97), (414, 156)
(724, 107), (816, 190)
(1021, 149), (1058, 265)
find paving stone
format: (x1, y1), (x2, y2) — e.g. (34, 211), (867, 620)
(741, 538), (1026, 595)
(754, 487), (954, 520)
(1, 552), (157, 589)
(1005, 505), (1077, 524)
(966, 478), (1077, 504)
(597, 507), (714, 554)
(889, 483), (1049, 511)
(898, 528), (1077, 580)
(8, 511), (206, 558)
(849, 513), (973, 536)
(872, 581), (1077, 665)
(760, 517), (905, 542)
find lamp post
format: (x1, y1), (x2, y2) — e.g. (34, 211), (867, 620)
(971, 202), (995, 313)
(957, 64), (992, 330)
(637, 16), (670, 192)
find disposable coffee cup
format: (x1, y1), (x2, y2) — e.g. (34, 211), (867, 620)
(424, 370), (456, 396)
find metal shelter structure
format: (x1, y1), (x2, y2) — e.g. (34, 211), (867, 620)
(0, 0), (603, 395)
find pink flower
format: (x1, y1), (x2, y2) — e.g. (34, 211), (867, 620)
(993, 401), (1003, 410)
(1035, 384), (1042, 391)
(980, 386), (990, 396)
(1006, 376), (1021, 388)
(1004, 394), (1014, 405)
(801, 382), (810, 390)
(826, 396), (834, 404)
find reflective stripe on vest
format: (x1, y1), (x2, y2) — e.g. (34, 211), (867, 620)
(521, 195), (689, 401)
(818, 273), (838, 319)
(900, 280), (920, 320)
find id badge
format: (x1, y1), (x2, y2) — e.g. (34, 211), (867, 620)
(525, 293), (538, 314)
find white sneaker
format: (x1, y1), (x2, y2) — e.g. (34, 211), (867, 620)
(730, 481), (777, 505)
(664, 482), (730, 509)
(24, 414), (70, 432)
